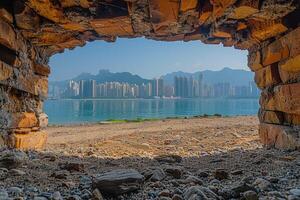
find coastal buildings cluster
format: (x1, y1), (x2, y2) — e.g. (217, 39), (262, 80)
(64, 78), (165, 98)
(50, 74), (259, 99)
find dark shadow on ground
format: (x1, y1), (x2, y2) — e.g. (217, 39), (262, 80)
(0, 147), (299, 199)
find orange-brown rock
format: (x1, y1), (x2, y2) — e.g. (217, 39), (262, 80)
(259, 109), (300, 126)
(26, 0), (66, 23)
(262, 27), (300, 66)
(180, 0), (198, 12)
(0, 19), (16, 50)
(91, 16), (134, 37)
(248, 50), (263, 71)
(278, 54), (300, 83)
(33, 63), (51, 77)
(6, 131), (48, 150)
(260, 83), (300, 114)
(229, 0), (259, 19)
(259, 109), (283, 124)
(259, 123), (300, 150)
(0, 8), (13, 24)
(254, 64), (281, 89)
(0, 61), (13, 81)
(9, 112), (38, 129)
(250, 20), (288, 41)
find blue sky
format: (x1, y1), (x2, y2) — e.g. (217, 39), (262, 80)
(49, 37), (248, 81)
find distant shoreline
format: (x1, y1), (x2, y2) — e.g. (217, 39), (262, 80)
(47, 97), (259, 101)
(47, 114), (257, 127)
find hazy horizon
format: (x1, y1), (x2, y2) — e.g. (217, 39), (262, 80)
(49, 37), (248, 81)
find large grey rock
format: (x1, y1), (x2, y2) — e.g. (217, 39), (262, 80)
(93, 169), (144, 195)
(183, 186), (220, 200)
(0, 150), (27, 169)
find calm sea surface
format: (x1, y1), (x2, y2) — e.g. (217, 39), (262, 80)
(45, 98), (259, 125)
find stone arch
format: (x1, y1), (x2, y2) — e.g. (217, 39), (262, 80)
(0, 0), (299, 149)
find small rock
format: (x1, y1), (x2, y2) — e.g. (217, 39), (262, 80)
(150, 168), (166, 182)
(52, 191), (63, 200)
(93, 169), (144, 195)
(231, 169), (243, 175)
(196, 170), (209, 178)
(59, 161), (85, 172)
(183, 176), (203, 185)
(165, 166), (183, 179)
(268, 191), (285, 198)
(9, 169), (26, 176)
(243, 190), (258, 200)
(231, 182), (256, 197)
(67, 195), (82, 200)
(92, 189), (103, 200)
(159, 189), (171, 198)
(288, 195), (300, 200)
(7, 187), (23, 197)
(51, 170), (70, 179)
(154, 155), (182, 163)
(253, 178), (273, 191)
(0, 151), (28, 169)
(172, 194), (183, 200)
(210, 179), (221, 185)
(159, 197), (172, 200)
(34, 197), (48, 200)
(214, 169), (229, 180)
(183, 186), (220, 200)
(0, 189), (8, 199)
(290, 189), (300, 197)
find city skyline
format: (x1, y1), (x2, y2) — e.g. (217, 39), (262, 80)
(50, 72), (259, 99)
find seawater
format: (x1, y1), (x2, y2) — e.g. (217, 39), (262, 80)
(44, 98), (259, 125)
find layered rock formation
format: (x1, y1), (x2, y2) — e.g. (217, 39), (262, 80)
(0, 0), (299, 149)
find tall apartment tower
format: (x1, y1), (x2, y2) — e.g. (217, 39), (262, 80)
(198, 73), (203, 97)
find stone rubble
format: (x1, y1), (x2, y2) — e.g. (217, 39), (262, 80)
(0, 147), (299, 200)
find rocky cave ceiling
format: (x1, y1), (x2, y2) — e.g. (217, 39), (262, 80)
(1, 0), (299, 56)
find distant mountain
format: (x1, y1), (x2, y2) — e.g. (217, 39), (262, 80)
(73, 69), (149, 85)
(49, 69), (150, 89)
(162, 67), (254, 86)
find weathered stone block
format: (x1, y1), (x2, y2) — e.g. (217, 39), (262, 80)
(33, 63), (51, 77)
(0, 19), (16, 50)
(0, 61), (13, 81)
(14, 1), (41, 30)
(228, 0), (259, 19)
(91, 16), (134, 37)
(9, 112), (38, 129)
(199, 0), (212, 25)
(262, 39), (289, 66)
(248, 50), (263, 71)
(262, 27), (300, 66)
(180, 0), (198, 12)
(251, 20), (287, 42)
(6, 131), (47, 150)
(254, 64), (281, 89)
(260, 83), (300, 114)
(259, 109), (283, 124)
(0, 8), (13, 24)
(259, 123), (300, 150)
(278, 54), (300, 83)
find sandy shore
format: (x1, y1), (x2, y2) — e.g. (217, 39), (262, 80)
(46, 116), (261, 157)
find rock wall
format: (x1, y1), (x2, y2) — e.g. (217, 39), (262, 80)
(0, 0), (299, 150)
(0, 9), (48, 149)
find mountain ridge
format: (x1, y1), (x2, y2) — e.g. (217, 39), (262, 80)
(49, 67), (254, 89)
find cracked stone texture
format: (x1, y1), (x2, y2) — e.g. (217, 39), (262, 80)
(0, 0), (299, 149)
